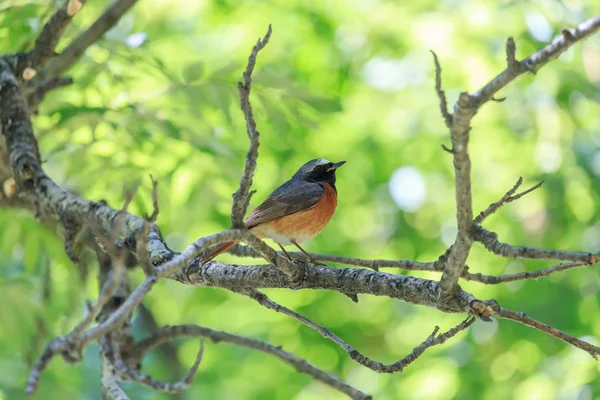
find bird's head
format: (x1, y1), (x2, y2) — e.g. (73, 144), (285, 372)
(292, 158), (346, 187)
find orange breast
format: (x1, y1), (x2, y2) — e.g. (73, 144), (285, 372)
(251, 183), (337, 245)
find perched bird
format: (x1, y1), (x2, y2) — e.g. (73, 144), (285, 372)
(201, 158), (345, 264)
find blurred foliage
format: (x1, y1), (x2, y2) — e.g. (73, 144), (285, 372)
(1, 0), (600, 399)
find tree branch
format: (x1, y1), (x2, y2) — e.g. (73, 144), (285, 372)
(474, 177), (544, 224)
(462, 262), (591, 284)
(430, 50), (453, 128)
(231, 24), (272, 227)
(468, 15), (600, 108)
(243, 289), (474, 373)
(489, 302), (600, 359)
(30, 0), (85, 71)
(473, 225), (598, 264)
(133, 324), (371, 400)
(40, 0), (139, 79)
(110, 334), (204, 393)
(436, 15), (600, 303)
(229, 244), (442, 272)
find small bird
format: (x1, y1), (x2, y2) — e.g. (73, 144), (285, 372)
(201, 158), (345, 264)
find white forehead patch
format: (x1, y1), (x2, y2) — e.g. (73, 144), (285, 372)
(315, 158), (331, 165)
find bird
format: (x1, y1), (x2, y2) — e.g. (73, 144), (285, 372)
(201, 158), (345, 264)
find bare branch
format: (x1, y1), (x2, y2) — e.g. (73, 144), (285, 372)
(430, 50), (453, 128)
(26, 251), (126, 395)
(436, 15), (600, 303)
(505, 36), (517, 68)
(229, 244), (442, 272)
(490, 303), (600, 359)
(437, 98), (473, 303)
(462, 262), (590, 284)
(468, 15), (600, 108)
(111, 334), (204, 393)
(133, 324), (371, 400)
(231, 25), (272, 228)
(244, 289), (474, 373)
(146, 175), (159, 223)
(474, 177), (544, 224)
(101, 343), (130, 400)
(473, 225), (598, 264)
(29, 0), (85, 70)
(351, 316), (475, 373)
(25, 76), (73, 112)
(40, 0), (139, 79)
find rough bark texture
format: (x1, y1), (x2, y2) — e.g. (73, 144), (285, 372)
(1, 3), (600, 399)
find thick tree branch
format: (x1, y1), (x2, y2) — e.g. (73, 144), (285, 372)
(231, 25), (272, 227)
(133, 324), (371, 400)
(172, 259), (477, 314)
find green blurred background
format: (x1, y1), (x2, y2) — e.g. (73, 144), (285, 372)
(1, 0), (600, 399)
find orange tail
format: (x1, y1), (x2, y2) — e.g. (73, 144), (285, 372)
(201, 241), (239, 263)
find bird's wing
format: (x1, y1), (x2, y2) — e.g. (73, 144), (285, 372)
(244, 180), (325, 229)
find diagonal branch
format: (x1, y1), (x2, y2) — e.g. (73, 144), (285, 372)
(231, 25), (272, 227)
(243, 289), (474, 373)
(474, 177), (544, 224)
(132, 324), (371, 400)
(40, 0), (139, 79)
(489, 302), (600, 359)
(462, 262), (590, 284)
(29, 0), (85, 71)
(468, 15), (600, 109)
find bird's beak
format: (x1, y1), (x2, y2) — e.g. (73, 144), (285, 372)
(328, 161), (346, 171)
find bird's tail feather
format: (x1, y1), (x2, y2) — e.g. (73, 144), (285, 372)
(201, 241), (239, 263)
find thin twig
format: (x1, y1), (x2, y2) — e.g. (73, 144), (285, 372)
(146, 175), (159, 223)
(505, 36), (517, 68)
(474, 177), (544, 224)
(490, 303), (600, 359)
(244, 289), (474, 373)
(133, 324), (371, 400)
(473, 225), (598, 264)
(111, 334), (204, 393)
(430, 50), (453, 129)
(462, 262), (589, 284)
(231, 25), (272, 228)
(40, 0), (139, 79)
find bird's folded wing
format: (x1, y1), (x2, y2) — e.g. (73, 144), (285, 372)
(244, 181), (325, 229)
